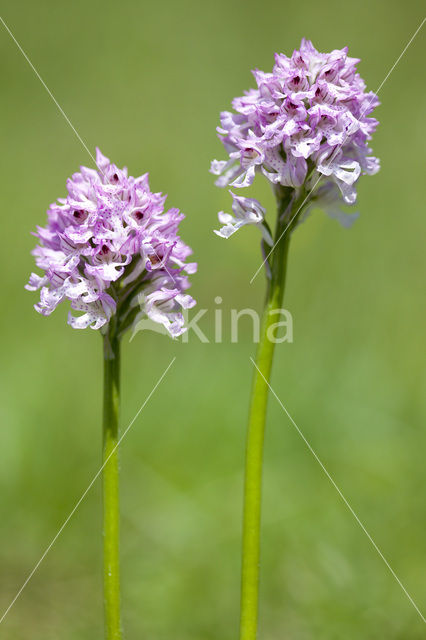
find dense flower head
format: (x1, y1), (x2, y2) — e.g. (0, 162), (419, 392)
(212, 39), (379, 233)
(26, 149), (196, 337)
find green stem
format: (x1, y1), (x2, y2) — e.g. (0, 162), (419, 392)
(239, 192), (293, 640)
(102, 330), (122, 640)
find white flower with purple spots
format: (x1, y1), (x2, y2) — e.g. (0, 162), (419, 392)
(215, 192), (273, 244)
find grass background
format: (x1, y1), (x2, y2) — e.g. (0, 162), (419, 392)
(1, 0), (425, 638)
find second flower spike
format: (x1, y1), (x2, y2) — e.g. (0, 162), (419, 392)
(211, 38), (380, 239)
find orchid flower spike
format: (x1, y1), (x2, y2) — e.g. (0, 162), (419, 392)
(212, 42), (381, 640)
(212, 38), (379, 241)
(26, 149), (197, 338)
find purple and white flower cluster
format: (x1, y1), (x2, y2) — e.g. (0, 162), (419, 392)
(26, 149), (196, 337)
(212, 39), (379, 237)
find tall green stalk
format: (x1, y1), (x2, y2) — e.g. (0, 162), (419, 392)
(239, 191), (294, 640)
(102, 329), (122, 640)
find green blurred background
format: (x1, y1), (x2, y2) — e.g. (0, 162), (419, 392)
(1, 1), (425, 638)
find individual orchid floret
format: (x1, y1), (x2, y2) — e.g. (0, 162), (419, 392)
(26, 149), (197, 337)
(211, 38), (379, 237)
(214, 192), (273, 245)
(130, 271), (196, 338)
